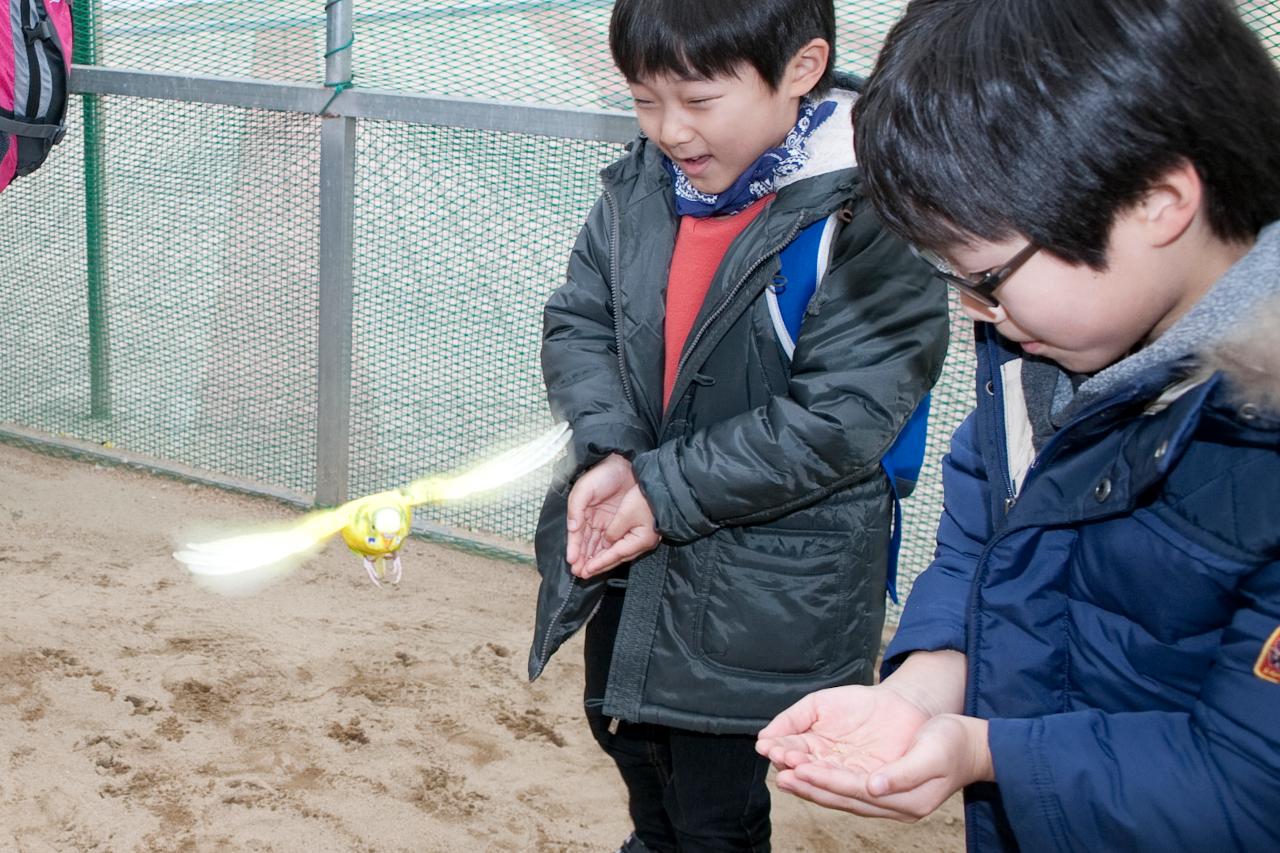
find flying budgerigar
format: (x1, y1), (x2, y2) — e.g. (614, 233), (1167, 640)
(174, 422), (571, 587)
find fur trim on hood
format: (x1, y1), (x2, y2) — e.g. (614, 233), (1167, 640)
(1200, 293), (1280, 415)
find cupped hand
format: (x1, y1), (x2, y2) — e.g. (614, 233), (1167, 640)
(566, 454), (636, 570)
(757, 683), (933, 777)
(778, 713), (992, 822)
(574, 484), (660, 578)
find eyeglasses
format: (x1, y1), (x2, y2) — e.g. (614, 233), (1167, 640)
(911, 242), (1040, 308)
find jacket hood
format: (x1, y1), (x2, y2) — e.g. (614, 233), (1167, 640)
(774, 87), (858, 188)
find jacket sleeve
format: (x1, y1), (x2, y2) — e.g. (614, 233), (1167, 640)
(988, 557), (1280, 852)
(542, 196), (653, 476)
(880, 410), (992, 676)
(630, 201), (949, 542)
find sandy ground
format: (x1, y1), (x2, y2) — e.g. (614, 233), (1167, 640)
(0, 441), (963, 852)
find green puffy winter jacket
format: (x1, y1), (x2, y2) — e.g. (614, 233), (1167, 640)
(528, 85), (949, 734)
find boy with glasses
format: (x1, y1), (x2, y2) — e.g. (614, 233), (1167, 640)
(757, 0), (1280, 850)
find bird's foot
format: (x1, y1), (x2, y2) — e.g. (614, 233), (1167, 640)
(361, 555), (401, 587)
(363, 556), (384, 588)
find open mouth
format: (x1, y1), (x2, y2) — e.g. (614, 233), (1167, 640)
(679, 154), (711, 175)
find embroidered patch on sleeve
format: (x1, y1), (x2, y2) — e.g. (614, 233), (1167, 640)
(1255, 626), (1280, 685)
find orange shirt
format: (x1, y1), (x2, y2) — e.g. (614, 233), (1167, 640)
(662, 195), (771, 410)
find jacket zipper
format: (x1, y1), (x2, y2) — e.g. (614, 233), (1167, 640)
(985, 337), (1019, 515)
(601, 188), (637, 410)
(534, 189), (633, 682)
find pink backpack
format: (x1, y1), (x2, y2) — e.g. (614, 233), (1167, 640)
(1, 0), (73, 193)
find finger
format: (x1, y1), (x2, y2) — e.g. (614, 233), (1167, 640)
(599, 530), (658, 569)
(584, 525), (605, 563)
(756, 733), (816, 760)
(566, 477), (598, 525)
(581, 535), (642, 576)
(566, 520), (583, 565)
(765, 744), (820, 770)
(774, 770), (905, 820)
(603, 510), (635, 544)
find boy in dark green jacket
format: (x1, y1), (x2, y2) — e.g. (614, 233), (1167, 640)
(527, 1), (948, 849)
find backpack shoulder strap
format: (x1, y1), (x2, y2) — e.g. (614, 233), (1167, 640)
(772, 208), (932, 601)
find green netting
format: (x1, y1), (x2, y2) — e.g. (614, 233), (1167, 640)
(93, 0), (325, 82)
(1, 95), (322, 492)
(0, 1), (1277, 614)
(75, 1), (908, 104)
(348, 122), (612, 536)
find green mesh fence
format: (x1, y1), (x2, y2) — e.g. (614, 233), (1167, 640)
(348, 122), (613, 536)
(78, 1), (905, 103)
(0, 1), (1276, 614)
(2, 95), (322, 491)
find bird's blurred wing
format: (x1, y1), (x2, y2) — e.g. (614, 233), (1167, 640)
(174, 503), (358, 576)
(405, 422), (571, 505)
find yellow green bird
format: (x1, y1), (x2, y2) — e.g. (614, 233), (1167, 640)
(174, 422), (570, 587)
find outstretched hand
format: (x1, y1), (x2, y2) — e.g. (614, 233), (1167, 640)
(566, 455), (660, 578)
(756, 649), (978, 820)
(776, 713), (992, 821)
(757, 683), (932, 778)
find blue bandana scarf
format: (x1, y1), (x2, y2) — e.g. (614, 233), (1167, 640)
(663, 97), (837, 218)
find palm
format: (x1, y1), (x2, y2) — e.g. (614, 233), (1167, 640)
(567, 455), (636, 566)
(765, 686), (930, 775)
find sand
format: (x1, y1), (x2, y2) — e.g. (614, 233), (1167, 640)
(0, 441), (963, 852)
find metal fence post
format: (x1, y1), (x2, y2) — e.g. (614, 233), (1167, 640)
(315, 0), (356, 506)
(76, 0), (110, 419)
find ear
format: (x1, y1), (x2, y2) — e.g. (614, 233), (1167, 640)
(783, 38), (831, 98)
(1138, 160), (1202, 248)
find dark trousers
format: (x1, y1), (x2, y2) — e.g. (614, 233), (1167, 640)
(585, 584), (772, 853)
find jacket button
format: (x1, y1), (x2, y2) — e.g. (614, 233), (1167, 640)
(1094, 478), (1113, 502)
(1239, 403), (1260, 422)
(985, 380), (995, 396)
(1153, 440), (1168, 460)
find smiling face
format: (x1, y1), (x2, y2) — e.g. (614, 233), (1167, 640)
(628, 66), (802, 195)
(625, 39), (830, 196)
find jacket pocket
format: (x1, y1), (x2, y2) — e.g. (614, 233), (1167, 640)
(694, 526), (851, 675)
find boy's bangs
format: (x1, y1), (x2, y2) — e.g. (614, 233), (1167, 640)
(610, 12), (754, 85)
(854, 80), (1028, 259)
(610, 0), (836, 92)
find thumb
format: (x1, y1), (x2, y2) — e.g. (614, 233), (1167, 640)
(866, 745), (938, 797)
(566, 480), (596, 523)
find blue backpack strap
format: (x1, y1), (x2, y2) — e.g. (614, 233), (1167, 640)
(879, 394), (930, 603)
(767, 214), (837, 356)
(771, 212), (931, 603)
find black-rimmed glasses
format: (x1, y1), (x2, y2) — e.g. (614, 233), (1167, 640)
(911, 243), (1040, 308)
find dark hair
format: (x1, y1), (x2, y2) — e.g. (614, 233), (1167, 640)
(610, 0), (836, 94)
(853, 0), (1280, 268)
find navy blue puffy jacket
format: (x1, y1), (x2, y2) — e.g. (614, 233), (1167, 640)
(885, 315), (1280, 852)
